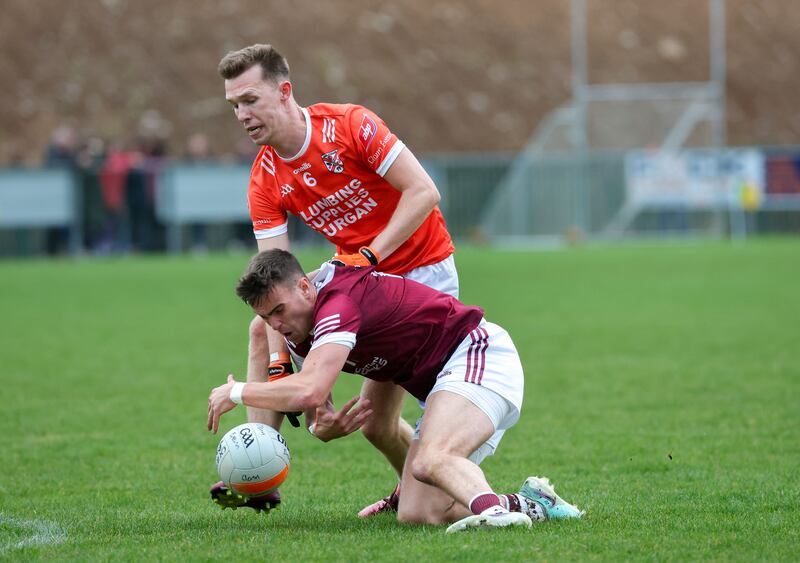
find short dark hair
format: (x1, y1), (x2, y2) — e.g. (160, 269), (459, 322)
(235, 249), (305, 307)
(218, 44), (290, 83)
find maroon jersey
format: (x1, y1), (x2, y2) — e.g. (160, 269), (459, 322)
(288, 263), (484, 401)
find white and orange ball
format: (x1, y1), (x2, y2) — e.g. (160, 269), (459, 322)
(215, 422), (291, 496)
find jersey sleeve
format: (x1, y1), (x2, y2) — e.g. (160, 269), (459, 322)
(248, 150), (288, 240)
(309, 292), (362, 352)
(347, 106), (406, 177)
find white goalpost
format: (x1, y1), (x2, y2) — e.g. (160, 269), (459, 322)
(480, 0), (729, 244)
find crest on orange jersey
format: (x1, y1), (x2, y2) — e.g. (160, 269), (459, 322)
(321, 149), (345, 174)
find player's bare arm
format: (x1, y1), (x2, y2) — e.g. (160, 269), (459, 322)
(370, 148), (441, 259)
(334, 148), (440, 264)
(207, 343), (351, 433)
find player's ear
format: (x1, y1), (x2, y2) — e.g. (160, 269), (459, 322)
(278, 80), (292, 101)
(297, 276), (311, 297)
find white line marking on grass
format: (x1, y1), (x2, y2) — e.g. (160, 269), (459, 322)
(0, 512), (66, 553)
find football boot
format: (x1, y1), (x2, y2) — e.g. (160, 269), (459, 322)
(518, 476), (583, 520)
(210, 481), (281, 514)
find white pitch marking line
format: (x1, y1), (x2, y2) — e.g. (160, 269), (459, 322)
(0, 512), (66, 553)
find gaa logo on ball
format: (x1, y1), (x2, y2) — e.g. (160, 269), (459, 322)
(215, 422), (291, 496)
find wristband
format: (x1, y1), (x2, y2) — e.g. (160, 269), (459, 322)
(229, 382), (246, 405)
(358, 246), (380, 266)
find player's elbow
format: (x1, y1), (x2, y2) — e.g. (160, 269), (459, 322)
(407, 178), (440, 210)
(422, 180), (441, 208)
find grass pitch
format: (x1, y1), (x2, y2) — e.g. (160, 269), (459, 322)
(1, 239), (798, 561)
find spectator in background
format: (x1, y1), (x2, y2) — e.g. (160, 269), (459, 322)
(142, 136), (168, 252)
(187, 133), (212, 162)
(75, 136), (108, 252)
(43, 125), (78, 254)
(126, 136), (166, 253)
(98, 142), (132, 254)
(44, 126), (78, 168)
(185, 133), (214, 252)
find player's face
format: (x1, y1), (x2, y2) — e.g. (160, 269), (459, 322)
(224, 65), (287, 146)
(253, 278), (315, 343)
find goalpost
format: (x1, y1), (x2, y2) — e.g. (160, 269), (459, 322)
(480, 0), (728, 244)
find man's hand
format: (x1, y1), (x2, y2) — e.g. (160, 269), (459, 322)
(311, 395), (373, 442)
(207, 374), (238, 434)
(331, 246), (380, 267)
(267, 358), (293, 381)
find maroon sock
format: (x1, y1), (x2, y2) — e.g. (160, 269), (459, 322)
(469, 492), (502, 515)
(502, 493), (522, 512)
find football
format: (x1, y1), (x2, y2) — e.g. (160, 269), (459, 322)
(215, 422), (291, 496)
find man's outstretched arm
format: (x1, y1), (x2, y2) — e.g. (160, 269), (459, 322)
(208, 342), (351, 433)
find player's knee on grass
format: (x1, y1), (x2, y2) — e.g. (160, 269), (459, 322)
(397, 502), (450, 525)
(397, 508), (443, 525)
(397, 483), (463, 526)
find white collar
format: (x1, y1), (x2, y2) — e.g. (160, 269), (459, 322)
(312, 261), (337, 291)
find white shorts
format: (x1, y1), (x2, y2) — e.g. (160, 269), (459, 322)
(404, 255), (459, 298)
(414, 319), (524, 464)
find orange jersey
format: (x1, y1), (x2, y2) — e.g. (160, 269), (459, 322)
(247, 103), (454, 275)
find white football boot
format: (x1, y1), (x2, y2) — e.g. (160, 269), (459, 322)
(445, 510), (532, 534)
